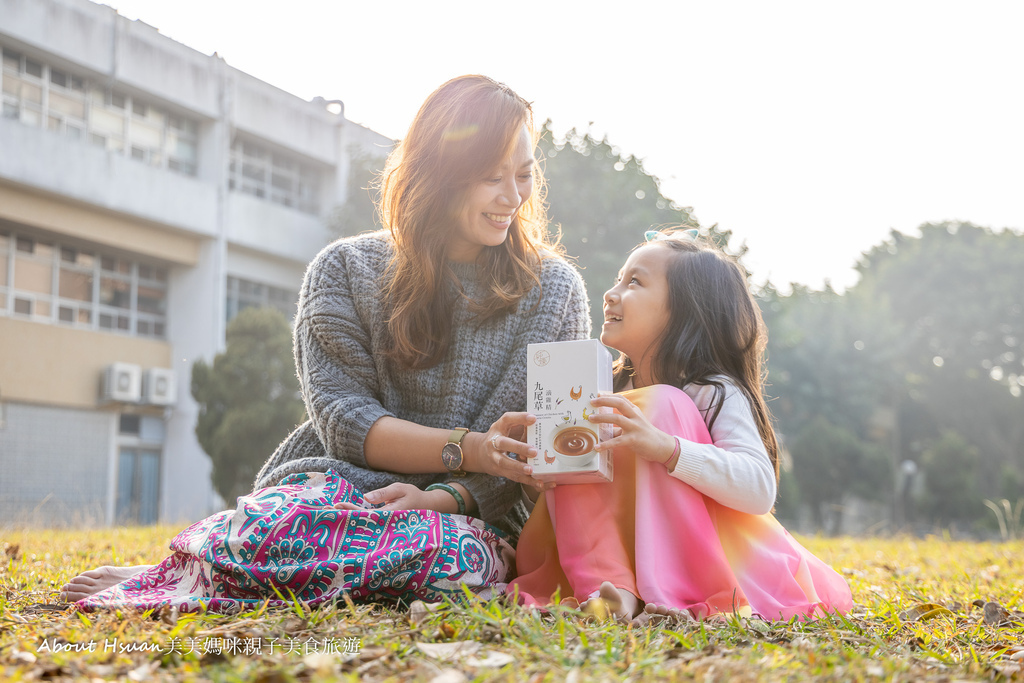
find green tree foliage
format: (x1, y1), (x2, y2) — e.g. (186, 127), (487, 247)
(764, 221), (1024, 530)
(788, 415), (886, 533)
(918, 431), (980, 525)
(760, 284), (886, 439)
(191, 308), (305, 503)
(759, 284), (892, 527)
(331, 145), (388, 239)
(539, 122), (734, 333)
(851, 221), (1024, 506)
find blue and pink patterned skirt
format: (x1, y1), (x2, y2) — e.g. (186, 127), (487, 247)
(77, 471), (514, 613)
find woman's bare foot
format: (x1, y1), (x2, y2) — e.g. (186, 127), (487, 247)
(582, 581), (640, 622)
(59, 565), (152, 602)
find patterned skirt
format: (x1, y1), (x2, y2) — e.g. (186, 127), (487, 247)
(77, 470), (515, 613)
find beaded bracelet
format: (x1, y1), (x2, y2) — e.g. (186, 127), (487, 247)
(425, 483), (466, 515)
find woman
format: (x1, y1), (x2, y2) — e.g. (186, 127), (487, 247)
(62, 75), (590, 612)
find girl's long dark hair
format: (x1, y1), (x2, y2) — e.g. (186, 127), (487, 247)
(612, 231), (780, 480)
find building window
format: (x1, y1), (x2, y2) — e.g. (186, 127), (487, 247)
(226, 275), (297, 323)
(0, 230), (168, 338)
(1, 46), (198, 176)
(228, 138), (321, 214)
(116, 448), (160, 525)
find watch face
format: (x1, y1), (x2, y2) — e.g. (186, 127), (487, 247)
(441, 443), (463, 471)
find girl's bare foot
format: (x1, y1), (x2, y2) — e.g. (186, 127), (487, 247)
(582, 581), (640, 622)
(631, 602), (695, 627)
(59, 565), (153, 602)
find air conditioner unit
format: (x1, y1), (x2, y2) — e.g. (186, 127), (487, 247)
(101, 363), (142, 403)
(143, 367), (177, 406)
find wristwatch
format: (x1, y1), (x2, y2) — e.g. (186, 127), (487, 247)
(441, 428), (470, 476)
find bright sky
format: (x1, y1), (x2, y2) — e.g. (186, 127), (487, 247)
(104, 0), (1024, 292)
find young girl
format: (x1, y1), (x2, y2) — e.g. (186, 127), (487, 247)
(509, 229), (853, 622)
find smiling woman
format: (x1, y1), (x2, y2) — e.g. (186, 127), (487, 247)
(63, 75), (592, 612)
(449, 126), (535, 263)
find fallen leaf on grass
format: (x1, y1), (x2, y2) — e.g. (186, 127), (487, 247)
(899, 603), (954, 622)
(430, 669), (468, 683)
(282, 616), (307, 634)
(252, 671), (291, 683)
(417, 641), (481, 660)
(991, 662), (1024, 678)
(127, 661), (159, 681)
(157, 605), (178, 627)
(981, 600), (1024, 626)
(26, 603), (67, 613)
(303, 652), (339, 675)
(464, 651), (514, 668)
(415, 641), (512, 669)
(409, 600), (444, 625)
(979, 564), (1000, 582)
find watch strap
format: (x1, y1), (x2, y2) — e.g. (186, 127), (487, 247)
(447, 428), (469, 445)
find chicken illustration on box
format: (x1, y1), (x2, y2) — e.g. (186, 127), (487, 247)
(526, 339), (614, 483)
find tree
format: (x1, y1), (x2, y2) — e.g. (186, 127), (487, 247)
(788, 416), (885, 533)
(759, 283), (888, 440)
(538, 122), (735, 333)
(759, 283), (893, 530)
(191, 308), (305, 503)
(851, 222), (1024, 507)
(331, 145), (388, 239)
(918, 431), (981, 526)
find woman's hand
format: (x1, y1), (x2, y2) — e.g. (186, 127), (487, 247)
(464, 412), (553, 489)
(334, 483), (453, 513)
(587, 394), (678, 467)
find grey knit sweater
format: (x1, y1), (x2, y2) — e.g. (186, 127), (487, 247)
(254, 231), (590, 538)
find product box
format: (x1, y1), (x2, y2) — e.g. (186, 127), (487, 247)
(526, 339), (614, 483)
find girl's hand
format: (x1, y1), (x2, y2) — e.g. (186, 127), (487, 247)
(466, 412), (554, 490)
(587, 394), (678, 467)
(334, 483), (449, 512)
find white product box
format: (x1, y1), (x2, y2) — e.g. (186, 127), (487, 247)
(526, 339), (614, 483)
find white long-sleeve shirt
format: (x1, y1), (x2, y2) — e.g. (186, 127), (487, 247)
(521, 378), (777, 515)
(670, 380), (777, 515)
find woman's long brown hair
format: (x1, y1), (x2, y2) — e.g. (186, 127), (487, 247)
(380, 75), (561, 369)
(612, 232), (780, 480)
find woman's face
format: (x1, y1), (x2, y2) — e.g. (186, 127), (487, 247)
(448, 125), (534, 262)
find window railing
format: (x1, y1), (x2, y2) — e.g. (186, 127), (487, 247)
(0, 230), (168, 339)
(1, 46), (199, 177)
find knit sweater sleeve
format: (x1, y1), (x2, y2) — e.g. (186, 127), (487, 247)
(293, 239), (394, 466)
(456, 257), (591, 523)
(668, 381), (777, 515)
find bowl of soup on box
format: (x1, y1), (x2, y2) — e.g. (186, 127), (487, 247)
(526, 339), (614, 483)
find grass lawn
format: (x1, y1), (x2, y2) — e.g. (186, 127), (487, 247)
(1, 527), (1023, 681)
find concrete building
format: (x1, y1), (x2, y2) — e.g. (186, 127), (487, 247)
(0, 0), (392, 525)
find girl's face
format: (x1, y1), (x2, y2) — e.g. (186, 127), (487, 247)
(448, 125), (535, 262)
(601, 244), (674, 385)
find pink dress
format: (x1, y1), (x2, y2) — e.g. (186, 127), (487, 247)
(508, 384), (853, 621)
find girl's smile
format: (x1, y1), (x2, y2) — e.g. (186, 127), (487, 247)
(600, 244), (674, 385)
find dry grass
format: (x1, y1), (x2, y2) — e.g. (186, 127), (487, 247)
(2, 527), (1023, 681)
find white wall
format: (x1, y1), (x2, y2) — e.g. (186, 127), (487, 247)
(0, 117), (219, 238)
(0, 0), (393, 525)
